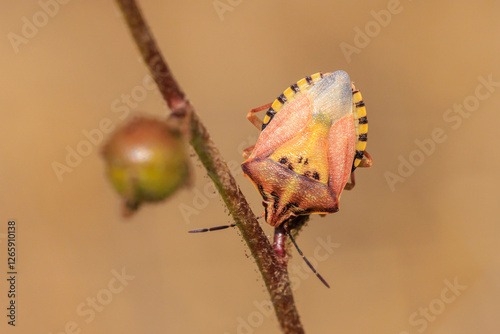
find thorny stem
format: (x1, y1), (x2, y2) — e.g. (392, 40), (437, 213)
(115, 1), (304, 333)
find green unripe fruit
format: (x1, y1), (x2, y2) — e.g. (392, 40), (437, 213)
(102, 117), (189, 212)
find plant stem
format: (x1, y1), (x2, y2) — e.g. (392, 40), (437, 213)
(114, 1), (304, 332)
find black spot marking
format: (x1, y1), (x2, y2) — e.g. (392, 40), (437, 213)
(291, 83), (300, 93)
(271, 191), (280, 199)
(306, 76), (313, 85)
(277, 94), (286, 105)
(279, 157), (288, 164)
(313, 172), (320, 180)
(352, 90), (360, 95)
(354, 150), (365, 160)
(359, 133), (367, 141)
(266, 108), (276, 118)
(304, 158), (309, 165)
(303, 171), (312, 178)
(298, 157), (303, 163)
(258, 185), (268, 201)
(355, 101), (365, 107)
(319, 72), (324, 78)
(262, 108), (277, 131)
(281, 202), (298, 215)
(287, 163), (294, 171)
(358, 116), (368, 124)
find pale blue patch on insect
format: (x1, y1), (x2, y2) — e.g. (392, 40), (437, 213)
(310, 110), (333, 128)
(309, 70), (352, 124)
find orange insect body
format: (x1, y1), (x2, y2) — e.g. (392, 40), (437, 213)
(241, 71), (369, 227)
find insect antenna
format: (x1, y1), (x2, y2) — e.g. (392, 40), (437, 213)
(284, 224), (331, 288)
(188, 214), (265, 233)
(188, 224), (236, 233)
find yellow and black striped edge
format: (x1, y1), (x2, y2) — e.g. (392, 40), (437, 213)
(352, 87), (368, 171)
(261, 72), (324, 130)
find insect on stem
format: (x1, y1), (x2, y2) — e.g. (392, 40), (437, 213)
(284, 224), (331, 288)
(189, 217), (330, 287)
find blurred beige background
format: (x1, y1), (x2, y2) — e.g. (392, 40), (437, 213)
(1, 0), (499, 333)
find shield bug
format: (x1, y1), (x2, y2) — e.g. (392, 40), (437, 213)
(241, 70), (372, 227)
(190, 70), (372, 287)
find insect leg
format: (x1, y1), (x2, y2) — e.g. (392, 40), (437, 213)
(242, 145), (255, 159)
(246, 103), (272, 130)
(357, 151), (373, 168)
(344, 171), (356, 190)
